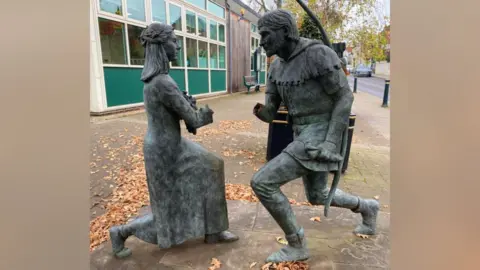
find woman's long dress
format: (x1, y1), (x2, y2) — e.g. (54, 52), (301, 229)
(142, 73), (229, 249)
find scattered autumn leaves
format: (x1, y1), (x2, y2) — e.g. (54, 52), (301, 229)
(90, 135), (150, 251)
(261, 261), (309, 270)
(225, 183), (259, 202)
(210, 258), (309, 270)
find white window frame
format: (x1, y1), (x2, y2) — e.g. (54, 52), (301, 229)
(97, 0), (149, 24)
(94, 0), (227, 71)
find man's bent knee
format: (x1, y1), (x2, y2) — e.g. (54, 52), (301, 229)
(306, 189), (329, 205)
(250, 171), (264, 192)
(250, 170), (274, 198)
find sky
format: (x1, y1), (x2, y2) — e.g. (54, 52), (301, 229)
(383, 0), (391, 17)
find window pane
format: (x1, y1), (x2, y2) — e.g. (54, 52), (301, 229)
(99, 0), (123, 16)
(127, 0), (146, 21)
(186, 10), (196, 34)
(219, 45), (225, 69)
(169, 4), (182, 31)
(251, 24), (257, 33)
(210, 21), (217, 40)
(98, 18), (127, 64)
(218, 24), (225, 42)
(128, 24), (146, 65)
(172, 35), (184, 67)
(251, 37), (254, 49)
(198, 15), (207, 37)
(152, 0), (166, 23)
(186, 38), (198, 67)
(186, 0), (206, 9)
(207, 1), (225, 18)
(198, 41), (208, 68)
(209, 44), (218, 69)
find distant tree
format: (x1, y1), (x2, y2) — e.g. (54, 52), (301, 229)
(298, 13), (323, 40)
(348, 24), (388, 62)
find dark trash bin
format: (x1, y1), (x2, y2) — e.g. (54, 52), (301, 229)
(266, 104), (294, 161)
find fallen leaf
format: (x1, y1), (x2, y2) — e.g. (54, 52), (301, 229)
(250, 262), (257, 268)
(276, 236), (288, 245)
(262, 262), (273, 270)
(373, 195), (380, 200)
(355, 233), (370, 239)
(310, 216), (321, 222)
(383, 204), (389, 209)
(208, 258), (222, 270)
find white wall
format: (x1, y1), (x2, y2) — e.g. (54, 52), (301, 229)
(375, 61), (390, 76)
(90, 0), (106, 113)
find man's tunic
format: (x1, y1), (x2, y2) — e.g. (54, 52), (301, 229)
(256, 38), (353, 172)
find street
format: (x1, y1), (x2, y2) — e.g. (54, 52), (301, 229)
(347, 75), (390, 99)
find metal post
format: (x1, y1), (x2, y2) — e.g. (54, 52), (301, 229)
(382, 79), (390, 107)
(353, 77), (358, 93)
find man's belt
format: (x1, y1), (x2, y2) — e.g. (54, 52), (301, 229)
(291, 113), (331, 125)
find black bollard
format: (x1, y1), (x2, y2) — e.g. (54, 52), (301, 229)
(353, 77), (358, 93)
(382, 80), (390, 107)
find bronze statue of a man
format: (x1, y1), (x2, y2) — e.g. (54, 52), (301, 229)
(108, 22), (238, 258)
(251, 10), (379, 263)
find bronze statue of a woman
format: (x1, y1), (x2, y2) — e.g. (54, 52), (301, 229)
(108, 22), (238, 258)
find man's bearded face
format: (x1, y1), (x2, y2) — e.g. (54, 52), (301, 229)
(259, 26), (287, 57)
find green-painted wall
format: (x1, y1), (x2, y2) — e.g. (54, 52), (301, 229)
(104, 67), (143, 107)
(187, 70), (209, 95)
(170, 69), (186, 91)
(210, 70), (226, 92)
(104, 67), (187, 107)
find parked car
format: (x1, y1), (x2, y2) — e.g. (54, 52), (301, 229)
(353, 64), (373, 77)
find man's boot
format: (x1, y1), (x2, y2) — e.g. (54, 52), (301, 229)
(265, 227), (309, 263)
(352, 198), (380, 235)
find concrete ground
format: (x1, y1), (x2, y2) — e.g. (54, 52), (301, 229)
(90, 86), (390, 269)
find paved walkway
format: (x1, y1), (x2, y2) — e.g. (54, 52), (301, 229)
(91, 201), (390, 270)
(90, 88), (390, 269)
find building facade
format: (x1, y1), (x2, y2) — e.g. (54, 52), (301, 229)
(90, 0), (266, 114)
